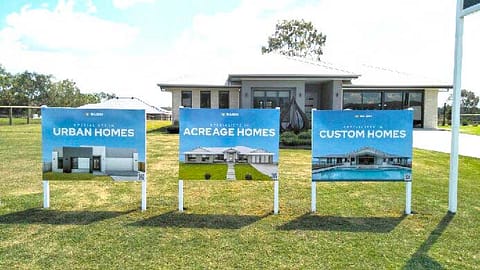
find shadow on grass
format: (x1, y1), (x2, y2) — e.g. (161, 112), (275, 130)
(0, 208), (133, 225)
(129, 211), (269, 229)
(403, 212), (455, 270)
(278, 213), (405, 233)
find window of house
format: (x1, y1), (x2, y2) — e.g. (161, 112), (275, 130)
(181, 91), (192, 108)
(200, 91), (211, 108)
(343, 90), (424, 127)
(219, 91), (229, 109)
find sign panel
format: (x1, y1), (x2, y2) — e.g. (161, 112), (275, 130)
(42, 108), (146, 181)
(312, 110), (413, 182)
(179, 108), (280, 180)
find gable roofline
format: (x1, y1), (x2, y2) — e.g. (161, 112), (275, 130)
(157, 83), (240, 91)
(343, 84), (453, 90)
(228, 74), (359, 82)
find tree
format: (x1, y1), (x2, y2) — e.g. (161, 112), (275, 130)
(448, 89), (480, 114)
(261, 19), (327, 61)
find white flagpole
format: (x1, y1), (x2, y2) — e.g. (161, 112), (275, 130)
(449, 0), (466, 214)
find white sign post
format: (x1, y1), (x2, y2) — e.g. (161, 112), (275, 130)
(273, 180), (279, 214)
(449, 0), (480, 213)
(43, 180), (50, 208)
(141, 177), (147, 211)
(178, 180), (184, 212)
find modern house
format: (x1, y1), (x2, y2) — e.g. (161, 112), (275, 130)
(313, 146), (411, 170)
(183, 146), (274, 164)
(51, 146), (140, 174)
(158, 55), (451, 129)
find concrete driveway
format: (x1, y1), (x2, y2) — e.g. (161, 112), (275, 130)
(413, 129), (480, 158)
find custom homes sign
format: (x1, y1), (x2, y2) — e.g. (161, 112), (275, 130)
(179, 108), (280, 180)
(42, 108), (146, 181)
(312, 110), (413, 182)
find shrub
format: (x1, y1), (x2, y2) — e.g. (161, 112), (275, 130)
(297, 130), (311, 140)
(280, 130), (310, 146)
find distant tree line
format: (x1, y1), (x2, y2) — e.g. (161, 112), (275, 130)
(439, 89), (480, 125)
(0, 64), (115, 107)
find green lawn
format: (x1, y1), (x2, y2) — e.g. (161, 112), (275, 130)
(179, 163), (228, 180)
(438, 124), (480, 136)
(235, 164), (272, 180)
(0, 117), (41, 125)
(1, 123), (480, 269)
(43, 172), (113, 181)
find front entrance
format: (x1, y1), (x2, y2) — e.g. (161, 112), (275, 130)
(358, 155), (375, 165)
(92, 156), (101, 171)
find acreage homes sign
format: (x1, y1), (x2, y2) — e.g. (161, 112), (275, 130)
(179, 108), (280, 180)
(42, 108), (146, 181)
(312, 110), (413, 182)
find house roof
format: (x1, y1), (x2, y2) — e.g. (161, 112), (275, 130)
(340, 62), (452, 89)
(158, 54), (360, 86)
(79, 97), (171, 115)
(157, 54), (451, 89)
(184, 146), (273, 155)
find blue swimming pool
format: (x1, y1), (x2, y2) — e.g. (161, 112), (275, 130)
(312, 166), (411, 181)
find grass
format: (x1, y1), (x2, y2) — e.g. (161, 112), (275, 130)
(438, 124), (480, 136)
(234, 164), (272, 180)
(179, 163), (227, 180)
(1, 123), (480, 269)
(0, 117), (41, 125)
(43, 172), (113, 181)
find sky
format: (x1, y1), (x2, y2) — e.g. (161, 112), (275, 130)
(1, 0), (479, 108)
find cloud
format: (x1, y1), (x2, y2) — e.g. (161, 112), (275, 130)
(0, 0), (478, 108)
(2, 0), (137, 52)
(112, 0), (155, 10)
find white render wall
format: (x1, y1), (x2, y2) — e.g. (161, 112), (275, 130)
(424, 89), (439, 129)
(168, 88), (240, 122)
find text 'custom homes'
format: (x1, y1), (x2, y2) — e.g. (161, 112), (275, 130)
(318, 129), (407, 139)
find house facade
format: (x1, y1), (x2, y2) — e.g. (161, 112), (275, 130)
(158, 55), (451, 129)
(313, 146), (411, 170)
(183, 146), (274, 164)
(52, 146), (139, 173)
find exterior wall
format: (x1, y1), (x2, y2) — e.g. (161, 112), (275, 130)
(168, 88), (240, 123)
(319, 80), (343, 110)
(240, 80), (305, 110)
(52, 152), (60, 172)
(172, 90), (181, 123)
(423, 89), (438, 129)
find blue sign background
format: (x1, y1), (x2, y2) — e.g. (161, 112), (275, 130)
(179, 108), (280, 162)
(312, 110), (413, 181)
(42, 108), (146, 163)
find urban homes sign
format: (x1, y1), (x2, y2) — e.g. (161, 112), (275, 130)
(179, 108), (280, 181)
(41, 107), (147, 210)
(310, 109), (413, 213)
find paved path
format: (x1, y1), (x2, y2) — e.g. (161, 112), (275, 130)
(413, 129), (480, 158)
(226, 163), (236, 180)
(250, 163), (278, 179)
